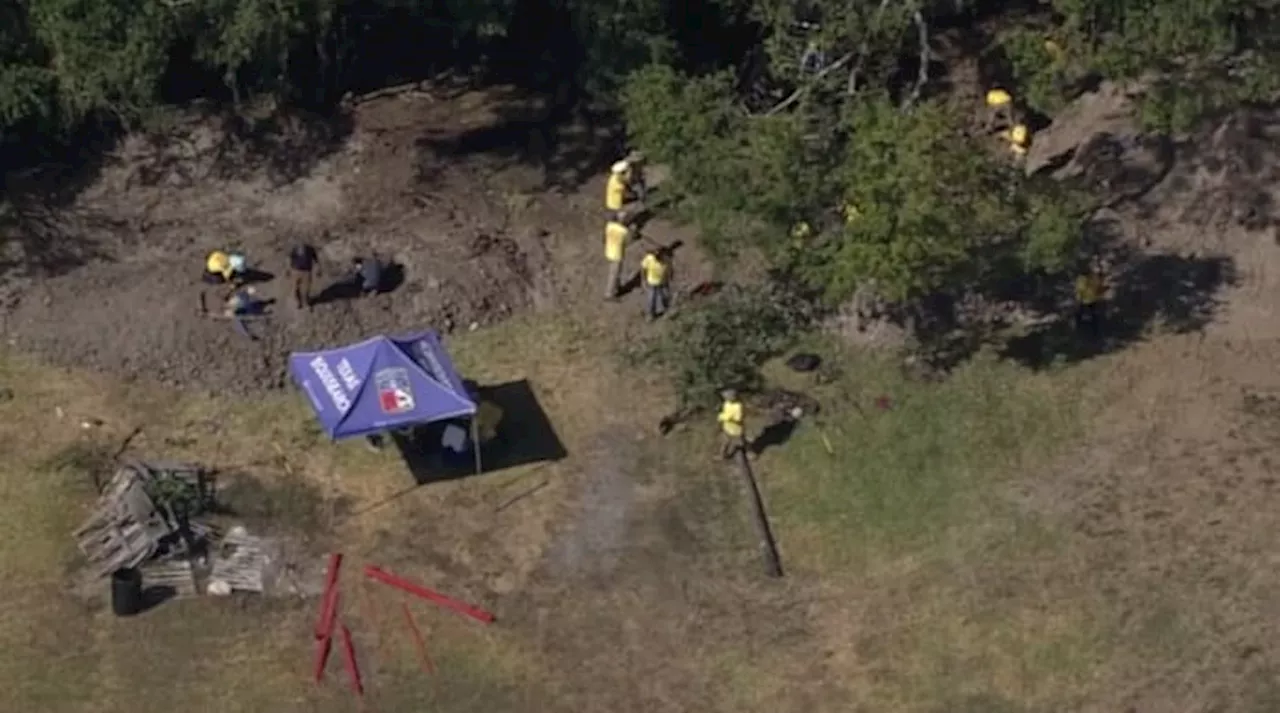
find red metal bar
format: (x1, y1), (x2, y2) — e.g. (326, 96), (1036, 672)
(363, 566), (495, 624)
(314, 553), (343, 640)
(401, 602), (436, 675)
(313, 631), (333, 682)
(323, 590), (341, 642)
(313, 591), (340, 682)
(340, 623), (364, 697)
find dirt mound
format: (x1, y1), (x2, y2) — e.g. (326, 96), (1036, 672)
(0, 91), (559, 393)
(1148, 110), (1280, 235)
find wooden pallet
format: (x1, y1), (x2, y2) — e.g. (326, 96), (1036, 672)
(141, 559), (199, 597)
(209, 530), (268, 592)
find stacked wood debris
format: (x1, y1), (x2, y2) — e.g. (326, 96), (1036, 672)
(74, 462), (215, 578)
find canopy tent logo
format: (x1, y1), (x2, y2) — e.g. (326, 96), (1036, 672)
(375, 368), (415, 414)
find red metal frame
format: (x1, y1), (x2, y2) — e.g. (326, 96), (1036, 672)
(315, 553), (343, 639)
(364, 566), (495, 624)
(340, 623), (364, 697)
(401, 602), (436, 675)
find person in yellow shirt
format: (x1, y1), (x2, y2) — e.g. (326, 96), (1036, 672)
(604, 219), (630, 300)
(717, 388), (748, 459)
(199, 250), (233, 315)
(1005, 123), (1030, 157)
(639, 246), (672, 320)
(1074, 262), (1105, 336)
(606, 153), (647, 223)
(985, 88), (1015, 131)
(463, 381), (504, 447)
(606, 161), (628, 213)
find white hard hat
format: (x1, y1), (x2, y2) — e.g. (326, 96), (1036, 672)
(611, 160), (629, 174)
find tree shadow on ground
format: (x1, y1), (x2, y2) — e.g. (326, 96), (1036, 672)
(0, 122), (123, 286)
(413, 93), (621, 193)
(0, 195), (113, 286)
(1000, 250), (1237, 369)
(195, 106), (354, 188)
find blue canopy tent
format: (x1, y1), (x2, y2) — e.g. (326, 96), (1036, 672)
(289, 330), (483, 473)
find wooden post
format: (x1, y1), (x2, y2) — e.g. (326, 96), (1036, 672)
(734, 448), (783, 578)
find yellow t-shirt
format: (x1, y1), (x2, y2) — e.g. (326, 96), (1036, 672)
(640, 253), (668, 286)
(605, 221), (629, 262)
(206, 251), (231, 279)
(475, 401), (503, 443)
(606, 173), (627, 211)
(1009, 124), (1029, 146)
(986, 89), (1012, 107)
(843, 203), (861, 224)
(1076, 274), (1103, 305)
(1044, 39), (1065, 64)
(718, 400), (743, 437)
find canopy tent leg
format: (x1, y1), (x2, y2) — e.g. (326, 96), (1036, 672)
(472, 418), (482, 475)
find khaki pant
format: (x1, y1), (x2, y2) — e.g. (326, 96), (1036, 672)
(721, 432), (748, 459)
(605, 259), (623, 299)
(291, 269), (313, 308)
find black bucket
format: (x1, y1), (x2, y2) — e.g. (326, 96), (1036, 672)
(111, 567), (143, 617)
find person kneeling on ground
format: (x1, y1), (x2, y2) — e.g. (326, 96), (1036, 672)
(199, 250), (234, 315)
(352, 256), (383, 298)
(223, 286), (265, 317)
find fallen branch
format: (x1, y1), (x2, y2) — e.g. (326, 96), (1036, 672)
(900, 6), (931, 109)
(364, 566), (496, 624)
(734, 451), (784, 578)
(765, 52), (855, 116)
(110, 426), (144, 463)
(847, 0), (896, 96)
(494, 480), (549, 513)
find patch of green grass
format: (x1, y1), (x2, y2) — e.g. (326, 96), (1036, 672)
(763, 342), (1096, 567)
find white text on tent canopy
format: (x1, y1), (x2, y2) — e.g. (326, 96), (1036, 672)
(310, 356), (353, 412)
(413, 339), (456, 393)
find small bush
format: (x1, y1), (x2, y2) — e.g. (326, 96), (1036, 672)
(628, 282), (811, 407)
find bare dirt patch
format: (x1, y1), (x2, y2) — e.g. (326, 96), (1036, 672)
(0, 88), (574, 393)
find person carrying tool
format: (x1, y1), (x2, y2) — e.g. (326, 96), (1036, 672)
(604, 218), (630, 300)
(1074, 259), (1106, 337)
(289, 242), (320, 310)
(717, 388), (749, 460)
(639, 245), (673, 320)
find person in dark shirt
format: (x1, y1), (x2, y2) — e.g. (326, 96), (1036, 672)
(289, 243), (319, 309)
(352, 256), (383, 298)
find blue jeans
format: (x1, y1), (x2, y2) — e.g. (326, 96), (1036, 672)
(645, 283), (670, 318)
